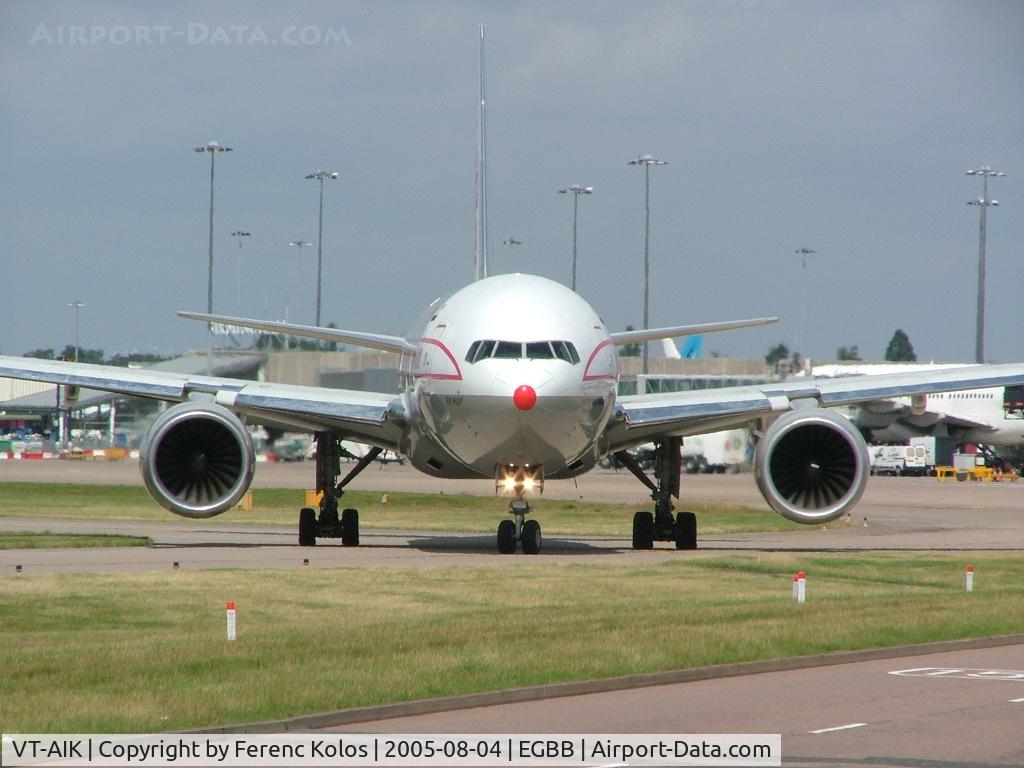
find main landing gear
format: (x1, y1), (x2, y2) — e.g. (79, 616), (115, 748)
(497, 498), (542, 555)
(614, 436), (697, 551)
(298, 432), (381, 547)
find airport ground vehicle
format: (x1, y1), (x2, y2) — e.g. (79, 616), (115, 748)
(868, 444), (927, 476)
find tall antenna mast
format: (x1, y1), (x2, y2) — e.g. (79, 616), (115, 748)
(474, 23), (489, 281)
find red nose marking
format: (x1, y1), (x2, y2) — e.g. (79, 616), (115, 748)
(513, 384), (537, 411)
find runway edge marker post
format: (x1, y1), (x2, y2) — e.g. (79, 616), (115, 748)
(964, 564), (974, 593)
(227, 600), (237, 641)
(793, 571), (806, 603)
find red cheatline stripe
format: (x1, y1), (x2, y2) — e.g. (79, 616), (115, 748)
(413, 338), (464, 381)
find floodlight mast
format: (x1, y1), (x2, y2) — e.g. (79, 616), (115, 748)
(193, 141), (233, 371)
(558, 185), (594, 293)
(305, 170), (339, 328)
(67, 301), (85, 362)
(794, 248), (816, 360)
(628, 154), (667, 374)
(966, 166), (1005, 363)
(231, 230), (251, 314)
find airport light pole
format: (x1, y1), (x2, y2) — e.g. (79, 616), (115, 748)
(288, 240), (312, 346)
(557, 185), (593, 293)
(966, 166), (1005, 364)
(194, 141), (233, 372)
(305, 170), (339, 328)
(794, 248), (815, 361)
(628, 155), (666, 374)
(231, 230), (250, 314)
(68, 301), (84, 362)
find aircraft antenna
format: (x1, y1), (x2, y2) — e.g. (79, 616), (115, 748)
(474, 23), (489, 281)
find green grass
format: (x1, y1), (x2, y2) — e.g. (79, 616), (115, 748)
(0, 532), (152, 550)
(1, 553), (1022, 732)
(0, 482), (799, 536)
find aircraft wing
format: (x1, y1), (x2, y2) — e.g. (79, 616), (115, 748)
(609, 317), (777, 346)
(849, 397), (997, 433)
(605, 363), (1024, 451)
(177, 312), (418, 354)
(0, 356), (406, 449)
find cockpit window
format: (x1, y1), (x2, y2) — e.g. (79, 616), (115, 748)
(465, 339), (496, 363)
(551, 341), (581, 364)
(526, 341), (554, 359)
(475, 339), (496, 362)
(465, 339), (580, 364)
(493, 341), (523, 359)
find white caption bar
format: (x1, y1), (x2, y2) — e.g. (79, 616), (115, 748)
(2, 734), (780, 767)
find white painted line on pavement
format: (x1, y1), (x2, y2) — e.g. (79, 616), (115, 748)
(809, 723), (867, 734)
(1010, 698), (1024, 703)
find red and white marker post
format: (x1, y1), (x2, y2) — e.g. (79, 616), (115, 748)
(964, 565), (974, 593)
(793, 571), (806, 603)
(226, 601), (237, 641)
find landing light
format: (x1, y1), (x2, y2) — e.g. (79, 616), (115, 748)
(495, 465), (545, 496)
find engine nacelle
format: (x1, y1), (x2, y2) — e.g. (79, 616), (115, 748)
(754, 408), (868, 524)
(140, 402), (255, 519)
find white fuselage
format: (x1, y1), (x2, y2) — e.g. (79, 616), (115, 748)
(397, 274), (619, 479)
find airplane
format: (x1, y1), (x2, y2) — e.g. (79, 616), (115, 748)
(4, 272), (1024, 554)
(810, 362), (1024, 447)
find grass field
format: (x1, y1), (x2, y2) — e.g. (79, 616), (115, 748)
(0, 481), (799, 536)
(2, 553), (1022, 732)
(0, 532), (151, 550)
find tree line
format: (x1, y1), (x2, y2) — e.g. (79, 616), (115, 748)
(765, 329), (916, 366)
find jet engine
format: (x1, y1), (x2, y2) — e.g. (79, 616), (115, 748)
(754, 408), (868, 524)
(140, 402), (255, 518)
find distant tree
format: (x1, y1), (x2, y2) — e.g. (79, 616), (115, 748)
(619, 325), (641, 358)
(323, 322), (339, 352)
(58, 345), (104, 363)
(24, 348), (56, 360)
(255, 333), (286, 351)
(885, 329), (917, 362)
(765, 342), (789, 366)
(836, 345), (862, 361)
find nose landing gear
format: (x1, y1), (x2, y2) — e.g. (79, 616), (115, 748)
(496, 498), (542, 555)
(495, 465), (543, 554)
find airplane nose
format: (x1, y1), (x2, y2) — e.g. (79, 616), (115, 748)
(513, 384), (537, 411)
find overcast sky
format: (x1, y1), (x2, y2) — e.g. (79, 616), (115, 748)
(1, 0), (1021, 363)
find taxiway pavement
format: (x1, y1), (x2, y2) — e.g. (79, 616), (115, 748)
(3, 462), (1024, 573)
(325, 642), (1024, 768)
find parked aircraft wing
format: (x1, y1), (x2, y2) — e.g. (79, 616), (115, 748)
(605, 363), (1024, 451)
(177, 311), (419, 355)
(609, 317), (777, 346)
(851, 397), (997, 433)
(0, 356), (405, 448)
